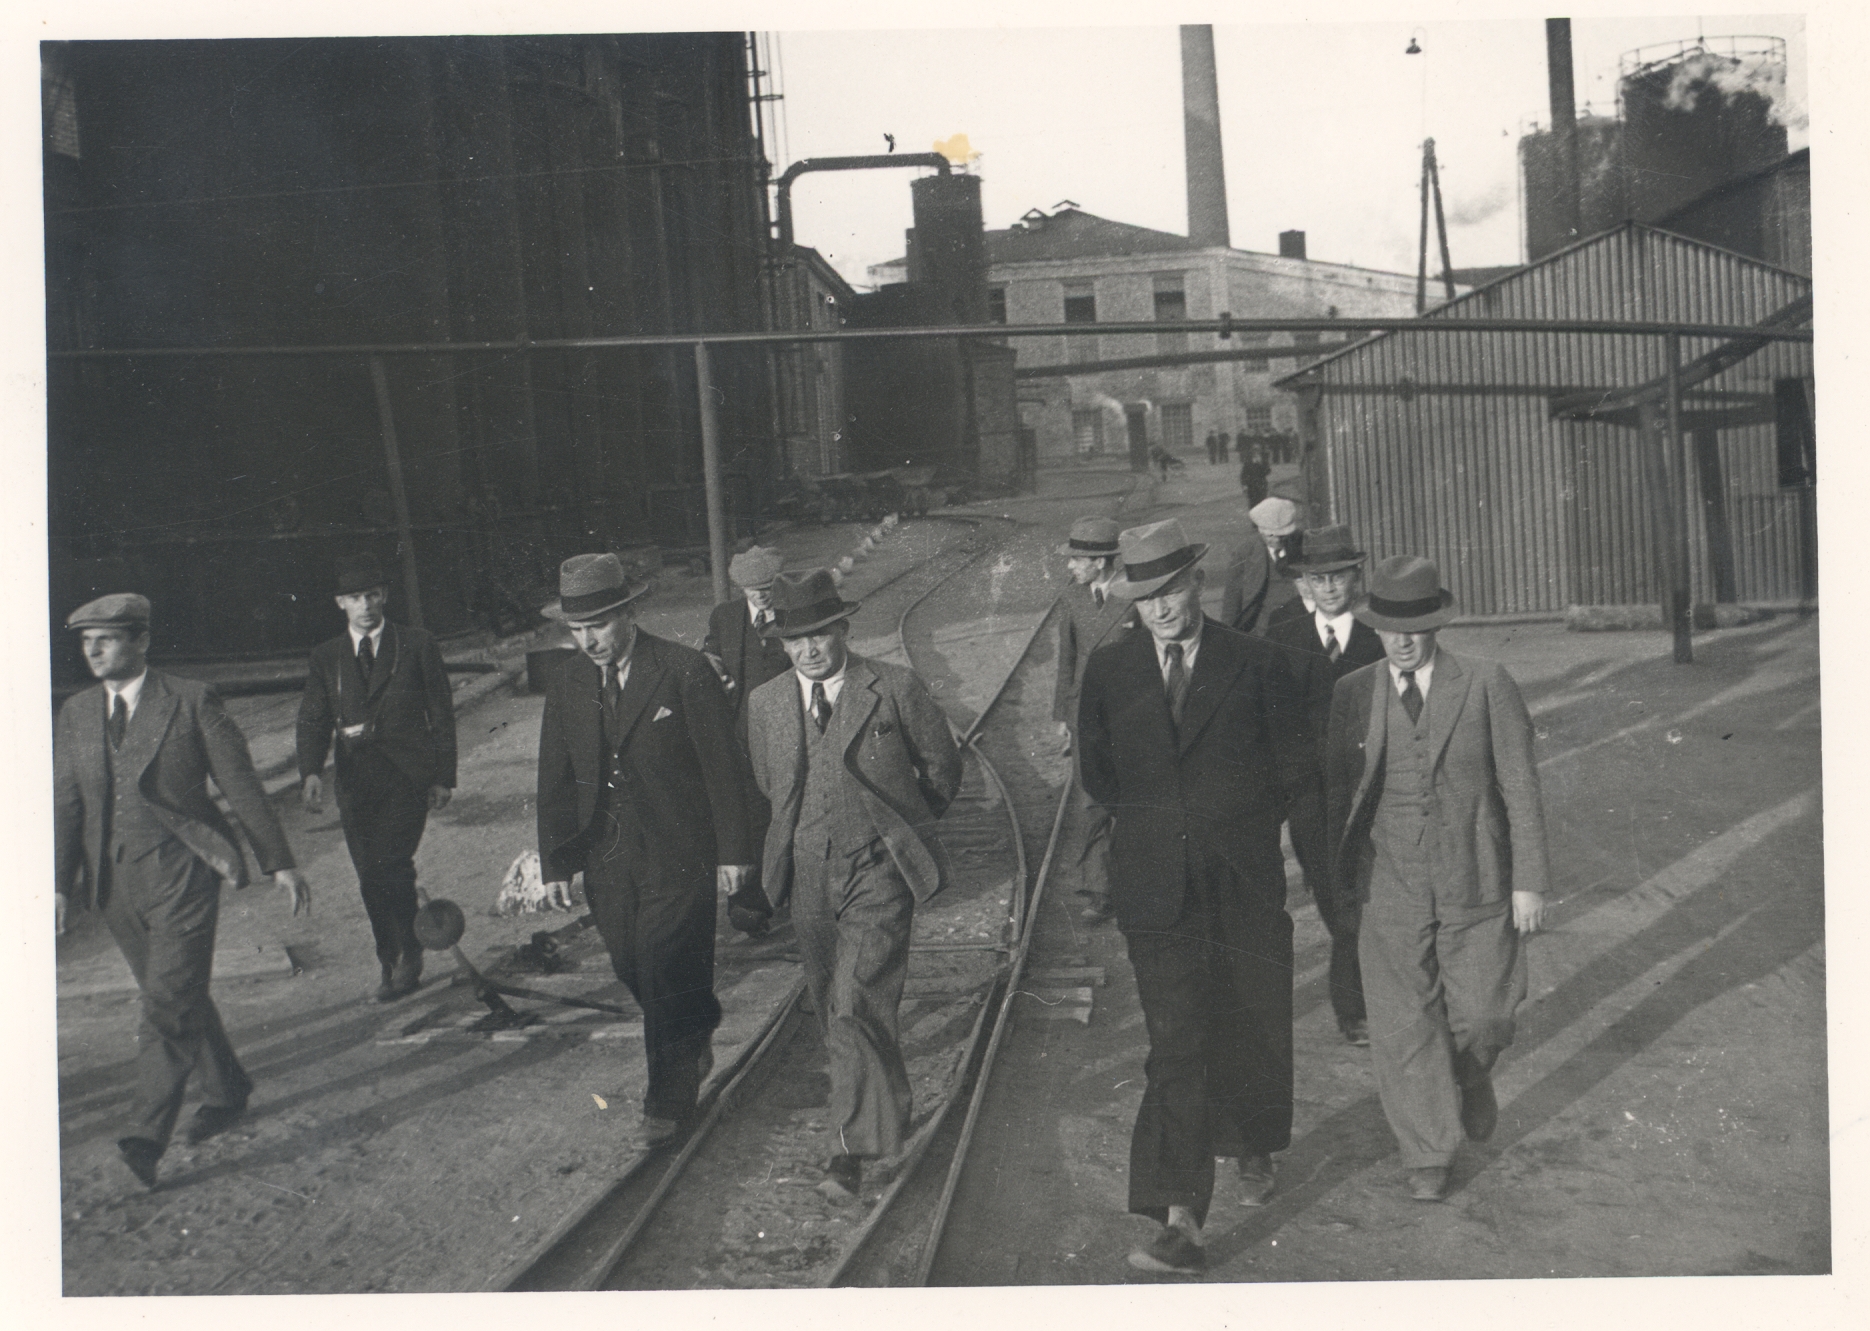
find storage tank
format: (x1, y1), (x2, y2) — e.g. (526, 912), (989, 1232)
(1619, 38), (1789, 222)
(906, 171), (990, 325)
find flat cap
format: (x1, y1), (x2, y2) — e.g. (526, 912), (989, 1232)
(65, 593), (152, 631)
(728, 545), (785, 590)
(1249, 496), (1303, 537)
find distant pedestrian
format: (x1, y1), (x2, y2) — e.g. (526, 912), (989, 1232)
(1152, 445), (1173, 481)
(1325, 556), (1549, 1203)
(1204, 431), (1219, 465)
(1239, 445), (1270, 507)
(55, 594), (311, 1190)
(535, 554), (756, 1145)
(1217, 431), (1232, 463)
(297, 553), (457, 1003)
(746, 570), (963, 1206)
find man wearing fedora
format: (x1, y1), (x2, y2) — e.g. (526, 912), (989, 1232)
(54, 594), (311, 1189)
(1264, 525), (1387, 1046)
(702, 545), (795, 936)
(1077, 520), (1317, 1274)
(1052, 516), (1135, 926)
(744, 569), (963, 1205)
(297, 553), (457, 1002)
(1326, 555), (1549, 1202)
(535, 554), (756, 1143)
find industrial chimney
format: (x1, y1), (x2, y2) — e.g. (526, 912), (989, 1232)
(1278, 230), (1307, 260)
(1545, 18), (1583, 246)
(1181, 25), (1231, 248)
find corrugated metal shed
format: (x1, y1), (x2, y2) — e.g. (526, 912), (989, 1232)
(1278, 223), (1812, 615)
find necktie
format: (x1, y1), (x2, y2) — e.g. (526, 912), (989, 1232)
(1163, 642), (1188, 725)
(604, 662), (622, 715)
(357, 635), (375, 679)
(1323, 623), (1341, 663)
(1400, 670), (1423, 726)
(107, 693), (127, 750)
(1093, 587), (1105, 610)
(810, 681), (831, 734)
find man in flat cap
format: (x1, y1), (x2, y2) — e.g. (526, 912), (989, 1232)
(54, 594), (311, 1190)
(745, 569), (963, 1206)
(1077, 521), (1317, 1274)
(296, 553), (457, 1002)
(1325, 556), (1549, 1202)
(534, 554), (756, 1143)
(1263, 525), (1386, 1047)
(1052, 515), (1134, 925)
(702, 545), (795, 937)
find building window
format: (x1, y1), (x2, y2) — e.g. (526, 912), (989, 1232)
(1064, 281), (1098, 363)
(988, 286), (1007, 324)
(1159, 403), (1194, 455)
(1153, 275), (1187, 354)
(1072, 408), (1105, 456)
(1242, 405), (1274, 435)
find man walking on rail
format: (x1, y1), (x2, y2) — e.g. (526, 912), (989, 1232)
(534, 553), (756, 1145)
(744, 569), (963, 1206)
(1264, 526), (1386, 1046)
(1325, 555), (1549, 1202)
(702, 545), (795, 938)
(297, 553), (456, 1002)
(1077, 521), (1317, 1274)
(1052, 516), (1134, 926)
(54, 593), (312, 1190)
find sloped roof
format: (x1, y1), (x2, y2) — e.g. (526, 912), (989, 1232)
(985, 207), (1205, 263)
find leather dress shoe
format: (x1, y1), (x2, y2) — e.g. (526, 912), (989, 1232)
(374, 964), (397, 1003)
(1408, 1166), (1450, 1202)
(727, 905), (772, 937)
(387, 950), (424, 999)
(185, 1099), (248, 1145)
(1340, 1018), (1370, 1048)
(639, 1114), (682, 1146)
(817, 1154), (861, 1206)
(1127, 1224), (1205, 1275)
(117, 1137), (162, 1190)
(1237, 1153), (1275, 1206)
(1459, 1073), (1498, 1141)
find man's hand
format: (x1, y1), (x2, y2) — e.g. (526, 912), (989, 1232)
(428, 785), (453, 812)
(277, 868), (312, 916)
(717, 864), (754, 896)
(1057, 720), (1072, 755)
(55, 891), (68, 937)
(301, 775), (325, 813)
(1511, 890), (1545, 934)
(543, 880), (577, 911)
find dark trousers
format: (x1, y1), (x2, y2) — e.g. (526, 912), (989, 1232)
(1123, 847), (1294, 1227)
(1288, 792), (1366, 1029)
(584, 808), (721, 1121)
(336, 752), (429, 966)
(101, 840), (252, 1150)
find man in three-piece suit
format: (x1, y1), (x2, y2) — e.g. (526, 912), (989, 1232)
(745, 569), (963, 1205)
(54, 594), (311, 1190)
(297, 553), (457, 1002)
(534, 554), (756, 1143)
(1051, 516), (1135, 926)
(1325, 556), (1549, 1202)
(702, 545), (795, 937)
(1077, 521), (1318, 1275)
(1263, 525), (1387, 1047)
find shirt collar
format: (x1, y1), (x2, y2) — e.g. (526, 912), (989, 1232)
(1388, 649), (1437, 693)
(106, 669), (148, 710)
(1152, 617), (1203, 668)
(1316, 608), (1356, 641)
(797, 660), (849, 705)
(348, 623), (386, 653)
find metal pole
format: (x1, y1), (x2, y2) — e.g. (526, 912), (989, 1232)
(1665, 332), (1692, 662)
(1416, 141), (1431, 315)
(369, 355), (426, 629)
(1429, 143), (1457, 302)
(694, 341), (732, 606)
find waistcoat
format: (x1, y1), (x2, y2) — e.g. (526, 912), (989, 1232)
(1372, 683), (1434, 851)
(793, 688), (875, 861)
(107, 725), (176, 868)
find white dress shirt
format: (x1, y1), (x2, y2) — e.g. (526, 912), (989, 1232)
(1387, 651), (1438, 698)
(795, 662), (849, 709)
(603, 626), (638, 695)
(1315, 609), (1357, 653)
(1151, 620), (1204, 683)
(348, 624), (386, 657)
(105, 669), (148, 719)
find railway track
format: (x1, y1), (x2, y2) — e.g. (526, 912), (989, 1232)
(498, 484), (1140, 1291)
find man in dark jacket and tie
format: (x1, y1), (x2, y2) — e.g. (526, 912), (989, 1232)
(1078, 521), (1317, 1274)
(55, 594), (311, 1189)
(297, 553), (457, 1002)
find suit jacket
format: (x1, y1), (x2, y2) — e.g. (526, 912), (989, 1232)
(1052, 581), (1135, 724)
(1264, 610), (1387, 749)
(1219, 538), (1272, 634)
(1077, 617), (1319, 933)
(702, 598), (793, 740)
(535, 632), (754, 886)
(54, 669), (296, 909)
(297, 621), (457, 790)
(746, 653), (964, 909)
(1325, 648), (1551, 914)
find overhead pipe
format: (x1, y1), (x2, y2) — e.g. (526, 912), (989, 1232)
(774, 153), (951, 252)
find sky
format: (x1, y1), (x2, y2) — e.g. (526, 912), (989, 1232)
(770, 15), (1808, 289)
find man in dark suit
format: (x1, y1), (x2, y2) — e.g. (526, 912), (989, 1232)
(1263, 525), (1386, 1046)
(1051, 516), (1134, 925)
(297, 553), (456, 1002)
(701, 545), (794, 937)
(54, 594), (311, 1190)
(535, 554), (755, 1144)
(1078, 521), (1316, 1275)
(1325, 556), (1549, 1202)
(745, 570), (963, 1205)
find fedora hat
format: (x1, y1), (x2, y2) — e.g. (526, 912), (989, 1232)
(728, 545), (785, 591)
(761, 568), (861, 639)
(1055, 516), (1122, 559)
(1249, 497), (1303, 537)
(1109, 520), (1208, 599)
(1352, 555), (1458, 631)
(412, 898), (467, 952)
(544, 552), (652, 621)
(1288, 525), (1367, 574)
(335, 552), (389, 596)
(66, 592), (151, 632)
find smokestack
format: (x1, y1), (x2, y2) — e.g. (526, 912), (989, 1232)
(1546, 18), (1583, 244)
(1278, 230), (1307, 260)
(1181, 25), (1231, 248)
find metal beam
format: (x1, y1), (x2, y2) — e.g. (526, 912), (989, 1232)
(694, 342), (732, 607)
(368, 356), (426, 629)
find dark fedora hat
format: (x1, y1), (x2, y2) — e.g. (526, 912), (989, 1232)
(1055, 516), (1122, 559)
(544, 552), (652, 621)
(761, 568), (861, 639)
(1288, 525), (1367, 574)
(1110, 519), (1208, 599)
(335, 552), (389, 595)
(1352, 555), (1458, 632)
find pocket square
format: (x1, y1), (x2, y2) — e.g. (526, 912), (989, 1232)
(654, 706), (674, 722)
